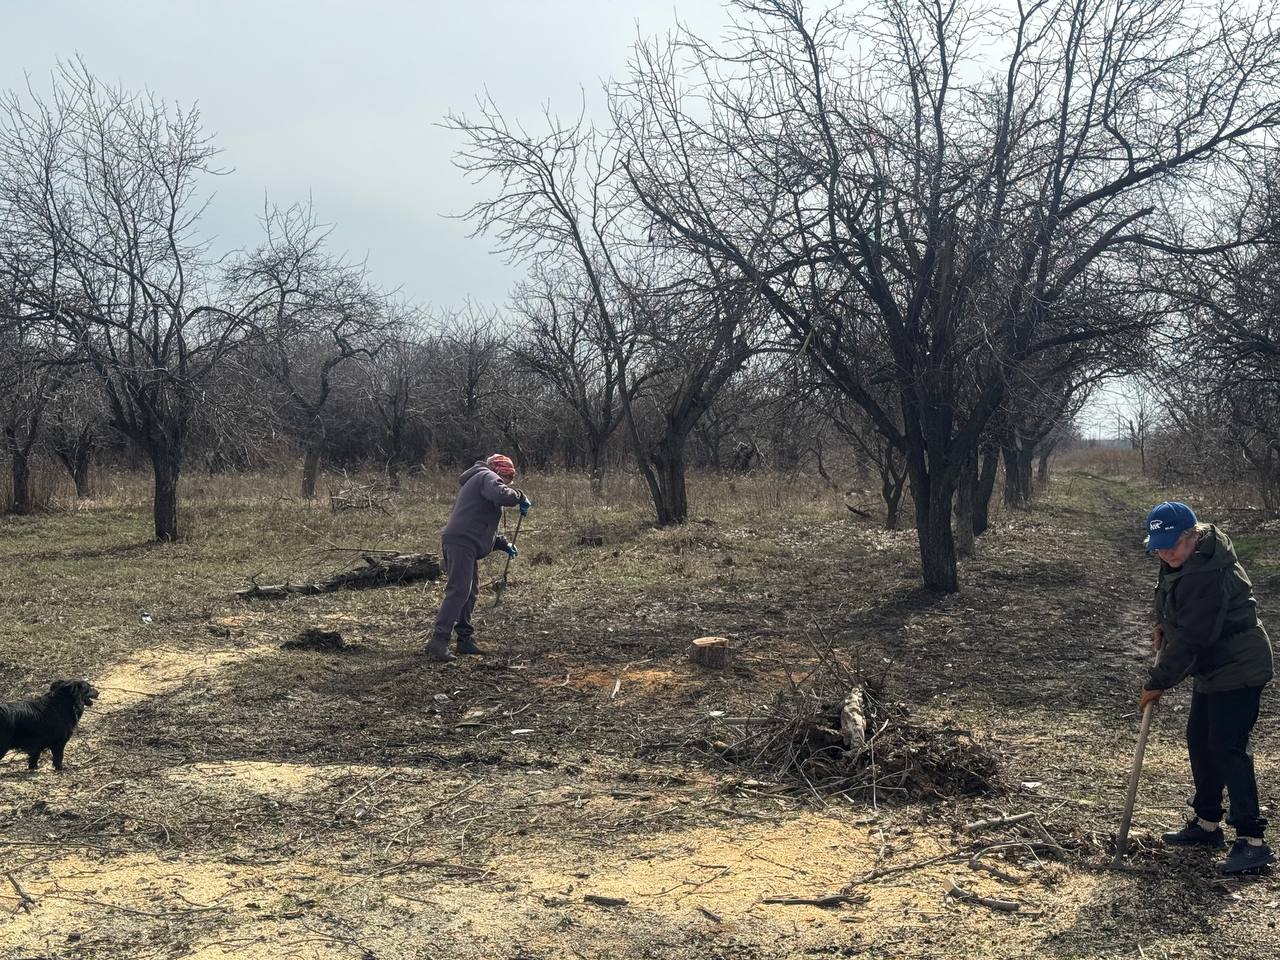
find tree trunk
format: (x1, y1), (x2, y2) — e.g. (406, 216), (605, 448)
(72, 451), (93, 499)
(151, 446), (181, 542)
(813, 440), (837, 488)
(587, 434), (608, 497)
(1036, 442), (1057, 487)
(7, 437), (33, 515)
(917, 483), (959, 593)
(974, 443), (999, 537)
(53, 430), (96, 499)
(1018, 445), (1035, 501)
(301, 442), (322, 499)
(882, 466), (905, 531)
(954, 449), (978, 559)
(650, 436), (689, 526)
(1002, 441), (1034, 506)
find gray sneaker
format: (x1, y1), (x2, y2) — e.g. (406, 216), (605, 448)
(1162, 818), (1226, 848)
(1217, 839), (1276, 875)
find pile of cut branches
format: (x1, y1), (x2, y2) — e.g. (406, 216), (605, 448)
(706, 642), (1000, 802)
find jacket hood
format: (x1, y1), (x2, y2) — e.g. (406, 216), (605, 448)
(1174, 524), (1236, 575)
(459, 462), (490, 486)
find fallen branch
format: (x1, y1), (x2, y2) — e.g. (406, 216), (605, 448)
(763, 893), (865, 908)
(961, 812), (1036, 834)
(945, 878), (1024, 912)
(6, 873), (34, 912)
(236, 552), (441, 600)
(968, 859), (1023, 885)
(854, 851), (970, 884)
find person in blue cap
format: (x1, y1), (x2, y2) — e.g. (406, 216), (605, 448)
(1140, 501), (1275, 874)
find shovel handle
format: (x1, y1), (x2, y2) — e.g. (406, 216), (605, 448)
(1113, 701), (1156, 866)
(493, 510), (524, 608)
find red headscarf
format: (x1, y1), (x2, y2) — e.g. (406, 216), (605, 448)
(486, 454), (517, 483)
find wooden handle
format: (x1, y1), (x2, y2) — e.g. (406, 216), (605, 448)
(1112, 702), (1156, 865)
(492, 510), (525, 607)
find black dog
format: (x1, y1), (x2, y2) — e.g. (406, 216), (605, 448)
(0, 679), (99, 770)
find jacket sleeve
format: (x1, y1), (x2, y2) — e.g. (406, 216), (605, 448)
(1146, 569), (1228, 690)
(479, 472), (521, 507)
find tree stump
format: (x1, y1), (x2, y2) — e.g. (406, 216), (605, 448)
(840, 684), (868, 750)
(690, 636), (730, 668)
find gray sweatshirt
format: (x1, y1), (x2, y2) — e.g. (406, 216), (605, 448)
(441, 462), (521, 558)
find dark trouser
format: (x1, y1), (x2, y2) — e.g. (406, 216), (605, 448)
(432, 541), (480, 645)
(1187, 686), (1267, 838)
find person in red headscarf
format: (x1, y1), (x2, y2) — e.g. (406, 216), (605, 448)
(426, 454), (531, 662)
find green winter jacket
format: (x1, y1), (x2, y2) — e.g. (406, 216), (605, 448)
(1147, 524), (1274, 694)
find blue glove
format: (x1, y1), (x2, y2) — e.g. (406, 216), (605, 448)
(519, 496), (532, 518)
(503, 542), (519, 559)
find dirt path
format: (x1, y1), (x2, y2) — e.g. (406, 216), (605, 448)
(2, 474), (1278, 958)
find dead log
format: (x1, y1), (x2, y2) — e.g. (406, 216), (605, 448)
(236, 552), (441, 600)
(690, 636), (730, 668)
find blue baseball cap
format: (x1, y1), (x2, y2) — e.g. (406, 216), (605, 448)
(1145, 501), (1197, 552)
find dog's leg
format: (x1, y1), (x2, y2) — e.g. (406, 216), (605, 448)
(51, 742), (65, 771)
(26, 750), (40, 771)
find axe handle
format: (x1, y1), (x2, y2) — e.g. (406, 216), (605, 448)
(1113, 701), (1156, 866)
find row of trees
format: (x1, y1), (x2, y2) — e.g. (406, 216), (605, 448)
(6, 0), (1280, 596)
(448, 0), (1280, 590)
(0, 67), (855, 535)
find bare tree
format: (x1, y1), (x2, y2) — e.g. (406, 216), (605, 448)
(0, 314), (58, 514)
(614, 0), (1280, 591)
(511, 266), (632, 492)
(447, 100), (763, 524)
(229, 201), (392, 498)
(43, 365), (103, 499)
(0, 61), (245, 539)
(360, 314), (436, 487)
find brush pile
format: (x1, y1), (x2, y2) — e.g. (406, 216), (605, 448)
(708, 652), (1000, 801)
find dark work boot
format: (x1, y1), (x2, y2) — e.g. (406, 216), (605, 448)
(1162, 818), (1226, 848)
(424, 637), (456, 663)
(455, 636), (485, 656)
(1218, 839), (1276, 875)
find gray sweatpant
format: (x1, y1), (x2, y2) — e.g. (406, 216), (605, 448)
(432, 540), (480, 644)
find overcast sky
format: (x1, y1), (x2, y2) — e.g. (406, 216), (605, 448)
(5, 1), (730, 309)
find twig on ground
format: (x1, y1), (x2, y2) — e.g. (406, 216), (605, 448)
(763, 893), (866, 907)
(945, 878), (1027, 913)
(962, 812), (1036, 834)
(6, 873), (34, 912)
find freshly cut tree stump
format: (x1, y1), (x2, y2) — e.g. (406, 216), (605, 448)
(690, 636), (731, 668)
(236, 552), (442, 600)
